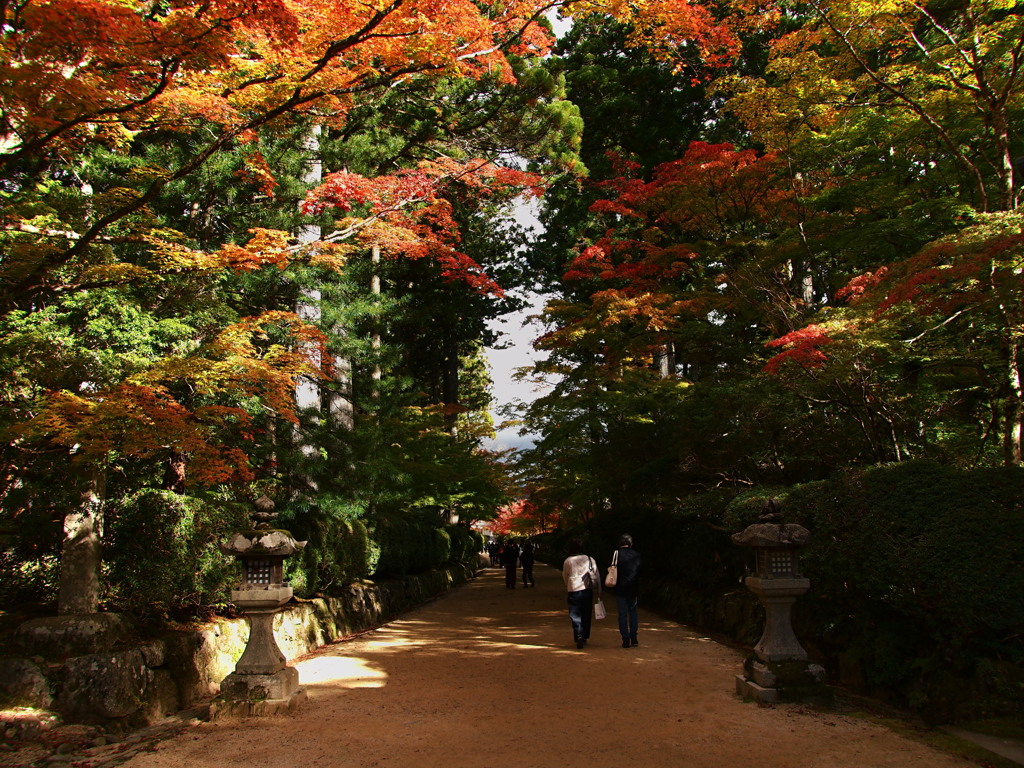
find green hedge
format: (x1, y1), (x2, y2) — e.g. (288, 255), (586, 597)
(0, 489), (484, 614)
(104, 489), (250, 614)
(781, 462), (1024, 721)
(279, 496), (375, 596)
(366, 511), (481, 578)
(278, 496), (482, 593)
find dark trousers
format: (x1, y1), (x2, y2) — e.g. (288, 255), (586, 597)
(504, 565), (517, 588)
(567, 588), (593, 642)
(616, 593), (639, 640)
(521, 563), (534, 586)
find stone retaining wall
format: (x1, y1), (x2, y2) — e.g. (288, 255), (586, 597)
(0, 561), (477, 731)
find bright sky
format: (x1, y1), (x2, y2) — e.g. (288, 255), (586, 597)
(484, 291), (549, 451)
(483, 197), (552, 451)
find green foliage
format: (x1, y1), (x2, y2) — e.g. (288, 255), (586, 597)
(103, 490), (250, 614)
(446, 524), (484, 565)
(279, 495), (375, 597)
(783, 462), (1024, 719)
(369, 510), (448, 578)
(277, 495), (483, 595)
(0, 552), (60, 610)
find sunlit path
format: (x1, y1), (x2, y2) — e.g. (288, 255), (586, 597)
(121, 565), (975, 768)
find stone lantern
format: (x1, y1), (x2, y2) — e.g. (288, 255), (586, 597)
(214, 496), (308, 717)
(731, 500), (826, 703)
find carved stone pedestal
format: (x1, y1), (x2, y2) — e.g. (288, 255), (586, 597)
(211, 585), (306, 719)
(734, 577), (828, 704)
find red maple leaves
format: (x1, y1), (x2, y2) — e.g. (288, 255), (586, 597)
(303, 160), (544, 296)
(762, 325), (835, 374)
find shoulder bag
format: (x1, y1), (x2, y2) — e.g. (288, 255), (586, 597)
(581, 555), (596, 589)
(605, 550), (619, 588)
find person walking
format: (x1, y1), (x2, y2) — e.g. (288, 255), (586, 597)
(611, 533), (642, 648)
(562, 539), (600, 649)
(487, 541), (499, 567)
(519, 540), (535, 587)
(501, 540), (520, 589)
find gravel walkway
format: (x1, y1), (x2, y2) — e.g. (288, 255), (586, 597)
(103, 563), (983, 768)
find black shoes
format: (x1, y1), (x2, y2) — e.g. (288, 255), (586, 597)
(631, 636), (638, 646)
(622, 638), (630, 648)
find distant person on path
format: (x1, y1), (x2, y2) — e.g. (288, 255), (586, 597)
(562, 539), (601, 649)
(520, 540), (535, 587)
(612, 533), (642, 648)
(501, 540), (520, 589)
(487, 541), (499, 567)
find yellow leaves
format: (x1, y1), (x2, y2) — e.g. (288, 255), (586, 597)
(590, 289), (687, 333)
(305, 241), (352, 272)
(147, 228), (346, 277)
(145, 237), (220, 273)
(78, 263), (157, 285)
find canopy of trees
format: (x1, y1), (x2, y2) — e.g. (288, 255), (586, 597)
(510, 0), (1024, 525)
(2, 0), (1022, 637)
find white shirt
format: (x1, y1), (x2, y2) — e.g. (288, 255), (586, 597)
(562, 554), (600, 594)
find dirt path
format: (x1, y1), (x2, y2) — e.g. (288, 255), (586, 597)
(121, 564), (977, 768)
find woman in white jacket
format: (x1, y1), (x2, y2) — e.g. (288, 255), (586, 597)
(562, 538), (601, 649)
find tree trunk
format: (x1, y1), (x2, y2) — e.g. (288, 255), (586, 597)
(294, 125), (323, 491)
(655, 342), (676, 378)
(1003, 340), (1024, 465)
(371, 244), (382, 401)
(57, 466), (105, 615)
(442, 334), (460, 436)
(328, 352), (354, 431)
(162, 451), (187, 493)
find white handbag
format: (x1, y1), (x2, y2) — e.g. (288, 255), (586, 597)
(594, 599), (607, 620)
(605, 550), (619, 588)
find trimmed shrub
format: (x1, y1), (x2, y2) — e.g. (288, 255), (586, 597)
(784, 461), (1024, 721)
(445, 524), (483, 564)
(280, 499), (482, 593)
(369, 510), (439, 576)
(104, 489), (249, 614)
(279, 496), (373, 597)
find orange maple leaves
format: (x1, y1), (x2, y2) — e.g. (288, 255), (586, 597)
(17, 311), (329, 485)
(565, 0), (742, 74)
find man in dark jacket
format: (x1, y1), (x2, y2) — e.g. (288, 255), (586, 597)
(519, 540), (536, 587)
(501, 540), (520, 589)
(613, 534), (642, 648)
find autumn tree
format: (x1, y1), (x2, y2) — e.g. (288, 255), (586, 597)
(725, 0), (1024, 213)
(1, 0), (568, 611)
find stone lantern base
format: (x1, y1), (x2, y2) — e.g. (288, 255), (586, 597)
(735, 657), (829, 705)
(210, 648), (308, 720)
(209, 681), (308, 720)
(208, 584), (307, 720)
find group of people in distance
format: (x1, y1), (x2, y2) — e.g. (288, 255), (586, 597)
(487, 534), (642, 650)
(487, 538), (536, 589)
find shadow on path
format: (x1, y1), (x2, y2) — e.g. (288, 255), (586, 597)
(119, 563), (981, 768)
